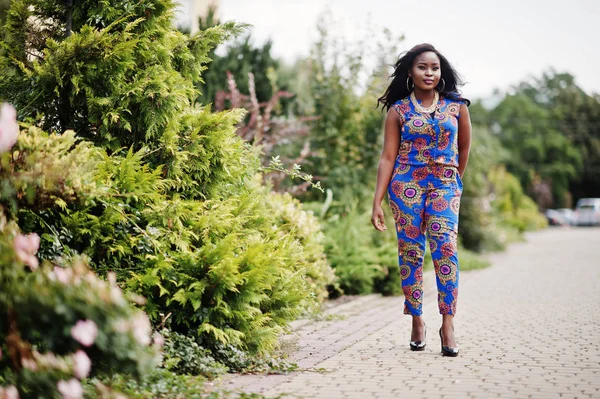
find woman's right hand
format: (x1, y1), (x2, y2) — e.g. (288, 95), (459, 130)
(371, 205), (387, 232)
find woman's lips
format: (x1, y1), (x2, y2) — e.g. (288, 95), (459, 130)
(423, 79), (434, 85)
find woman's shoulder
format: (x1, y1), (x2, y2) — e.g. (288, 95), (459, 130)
(393, 97), (410, 106)
(391, 97), (411, 118)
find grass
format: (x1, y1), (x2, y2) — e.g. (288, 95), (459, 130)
(458, 246), (491, 271)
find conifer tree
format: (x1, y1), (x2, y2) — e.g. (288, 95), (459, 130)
(0, 0), (335, 353)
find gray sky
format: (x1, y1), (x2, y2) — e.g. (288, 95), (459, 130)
(219, 0), (600, 100)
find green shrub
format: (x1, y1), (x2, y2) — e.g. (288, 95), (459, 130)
(316, 197), (401, 296)
(263, 186), (337, 302)
(159, 329), (226, 378)
(7, 124), (322, 355)
(0, 0), (335, 358)
(90, 370), (275, 399)
(457, 245), (490, 271)
(0, 105), (158, 398)
(90, 370), (209, 399)
(488, 165), (548, 233)
(0, 214), (158, 398)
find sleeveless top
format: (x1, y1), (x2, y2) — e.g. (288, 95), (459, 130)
(392, 95), (465, 168)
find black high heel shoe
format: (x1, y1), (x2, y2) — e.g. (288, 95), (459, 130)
(439, 327), (459, 357)
(410, 324), (426, 351)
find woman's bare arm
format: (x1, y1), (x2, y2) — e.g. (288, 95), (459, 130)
(457, 104), (472, 178)
(372, 107), (402, 231)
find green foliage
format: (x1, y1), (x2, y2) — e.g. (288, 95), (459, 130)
(124, 181), (320, 353)
(458, 126), (506, 252)
(198, 34), (280, 107)
(1, 0), (334, 364)
(0, 0), (10, 26)
(0, 213), (158, 398)
(481, 71), (600, 207)
(488, 165), (548, 233)
(300, 44), (367, 201)
(314, 195), (401, 296)
(193, 4), (280, 107)
(0, 126), (101, 215)
(262, 156), (324, 194)
(209, 342), (297, 375)
(287, 19), (404, 206)
(489, 92), (582, 207)
(458, 123), (548, 252)
(457, 244), (490, 270)
(263, 187), (336, 302)
(6, 125), (321, 355)
(0, 0), (246, 152)
(89, 370), (208, 399)
(159, 329), (226, 378)
(91, 369), (275, 399)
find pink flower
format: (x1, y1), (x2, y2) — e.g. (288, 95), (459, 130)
(112, 319), (129, 333)
(13, 233), (41, 270)
(53, 266), (72, 284)
(21, 358), (38, 371)
(57, 379), (83, 399)
(72, 350), (91, 379)
(0, 103), (18, 153)
(152, 332), (165, 348)
(1, 385), (19, 399)
(70, 320), (98, 347)
(109, 285), (125, 305)
(131, 313), (151, 346)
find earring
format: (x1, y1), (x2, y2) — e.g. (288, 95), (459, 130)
(406, 77), (414, 91)
(438, 78), (446, 92)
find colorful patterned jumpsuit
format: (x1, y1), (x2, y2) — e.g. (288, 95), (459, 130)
(387, 94), (465, 316)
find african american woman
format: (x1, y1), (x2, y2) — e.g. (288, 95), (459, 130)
(371, 43), (471, 357)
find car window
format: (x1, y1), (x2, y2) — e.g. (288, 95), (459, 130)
(578, 205), (596, 210)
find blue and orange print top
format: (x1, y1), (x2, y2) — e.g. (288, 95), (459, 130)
(392, 95), (465, 168)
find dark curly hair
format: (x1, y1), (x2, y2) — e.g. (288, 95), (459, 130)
(377, 43), (470, 111)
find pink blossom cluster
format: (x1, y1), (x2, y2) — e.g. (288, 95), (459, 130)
(71, 319), (98, 347)
(20, 349), (91, 380)
(0, 103), (18, 153)
(72, 350), (91, 379)
(49, 265), (128, 307)
(51, 266), (74, 284)
(152, 331), (165, 348)
(0, 385), (19, 399)
(57, 379), (82, 399)
(113, 312), (152, 346)
(13, 233), (40, 270)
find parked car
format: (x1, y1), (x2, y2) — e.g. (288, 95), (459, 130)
(556, 208), (575, 225)
(545, 208), (574, 226)
(574, 198), (600, 226)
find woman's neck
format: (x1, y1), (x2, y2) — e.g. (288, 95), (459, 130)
(413, 88), (436, 106)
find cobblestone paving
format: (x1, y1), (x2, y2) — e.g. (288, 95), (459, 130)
(219, 227), (600, 398)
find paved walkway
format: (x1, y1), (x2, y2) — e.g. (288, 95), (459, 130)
(219, 227), (600, 398)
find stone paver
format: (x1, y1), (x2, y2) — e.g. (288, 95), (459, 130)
(219, 227), (600, 398)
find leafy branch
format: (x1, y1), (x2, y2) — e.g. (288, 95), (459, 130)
(260, 155), (323, 193)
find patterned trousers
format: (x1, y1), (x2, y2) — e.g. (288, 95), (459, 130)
(387, 162), (463, 315)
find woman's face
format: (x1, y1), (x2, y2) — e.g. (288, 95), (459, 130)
(409, 51), (441, 92)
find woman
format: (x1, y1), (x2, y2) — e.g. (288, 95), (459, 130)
(371, 43), (471, 357)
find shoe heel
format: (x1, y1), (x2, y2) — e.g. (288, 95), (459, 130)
(410, 325), (426, 351)
(439, 328), (459, 357)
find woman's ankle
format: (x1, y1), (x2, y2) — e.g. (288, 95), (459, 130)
(412, 316), (425, 328)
